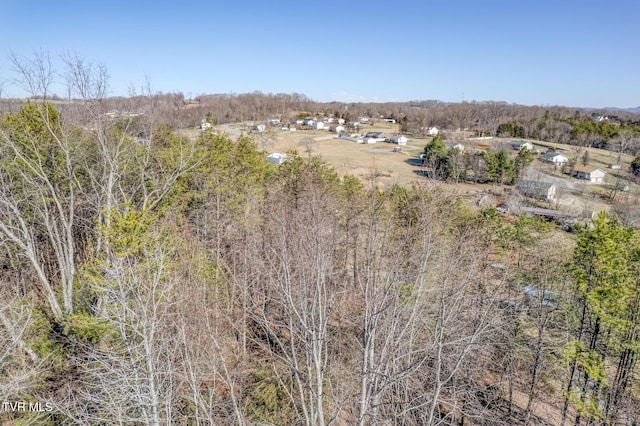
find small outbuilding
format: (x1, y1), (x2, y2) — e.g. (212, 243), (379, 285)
(267, 153), (289, 165)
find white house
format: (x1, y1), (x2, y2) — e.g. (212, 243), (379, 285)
(510, 140), (533, 151)
(255, 124), (266, 132)
(337, 118), (346, 125)
(543, 152), (568, 166)
(390, 136), (408, 145)
(267, 153), (289, 165)
(313, 122), (325, 130)
(364, 131), (386, 140)
(329, 125), (345, 133)
(427, 127), (439, 136)
(573, 166), (605, 183)
(515, 180), (557, 201)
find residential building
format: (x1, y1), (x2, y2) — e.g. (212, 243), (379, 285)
(543, 152), (568, 166)
(573, 166), (605, 183)
(515, 180), (556, 201)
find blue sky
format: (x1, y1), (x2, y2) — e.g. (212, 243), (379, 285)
(1, 0), (638, 108)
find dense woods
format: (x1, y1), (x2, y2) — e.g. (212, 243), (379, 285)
(0, 55), (639, 424)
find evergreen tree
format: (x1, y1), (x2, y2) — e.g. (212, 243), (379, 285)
(513, 125), (526, 138)
(562, 213), (636, 424)
(423, 134), (449, 179)
(497, 122), (514, 137)
(515, 147), (533, 179)
(630, 156), (640, 175)
(496, 149), (516, 184)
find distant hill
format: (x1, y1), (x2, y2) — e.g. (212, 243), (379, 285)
(597, 106), (640, 114)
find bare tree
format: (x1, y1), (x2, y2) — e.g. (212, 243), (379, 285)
(0, 288), (45, 401)
(65, 215), (182, 425)
(9, 49), (54, 99)
(0, 102), (81, 320)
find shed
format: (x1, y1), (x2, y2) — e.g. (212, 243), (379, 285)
(267, 153), (289, 165)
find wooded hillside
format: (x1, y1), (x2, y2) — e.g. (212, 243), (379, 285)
(1, 96), (639, 425)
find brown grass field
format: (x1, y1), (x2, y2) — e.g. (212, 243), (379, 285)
(213, 121), (638, 214)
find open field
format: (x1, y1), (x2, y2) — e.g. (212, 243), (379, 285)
(217, 122), (639, 216)
(232, 122), (502, 202)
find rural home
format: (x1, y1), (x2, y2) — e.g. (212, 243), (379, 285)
(427, 127), (439, 136)
(364, 131), (387, 141)
(267, 153), (289, 165)
(312, 122), (325, 130)
(510, 140), (533, 151)
(329, 125), (345, 133)
(573, 166), (605, 183)
(255, 124), (266, 132)
(543, 152), (568, 166)
(608, 163), (621, 170)
(388, 136), (408, 145)
(515, 180), (556, 201)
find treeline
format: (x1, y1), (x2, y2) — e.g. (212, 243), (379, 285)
(422, 135), (533, 183)
(495, 112), (640, 153)
(1, 98), (639, 425)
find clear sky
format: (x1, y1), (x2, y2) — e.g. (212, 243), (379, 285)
(0, 0), (638, 108)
